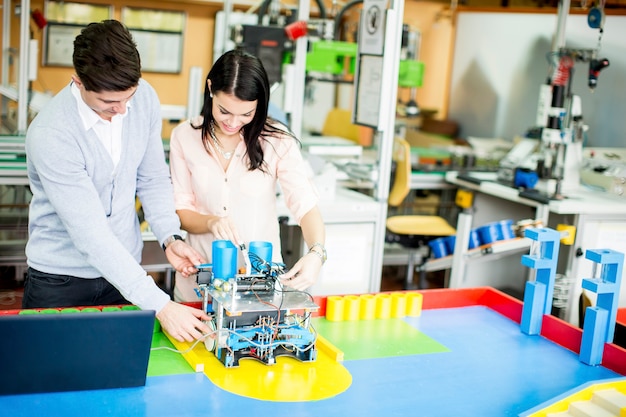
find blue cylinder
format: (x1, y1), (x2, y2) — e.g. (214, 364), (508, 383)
(444, 235), (456, 254)
(477, 222), (502, 245)
(468, 229), (481, 249)
(428, 237), (449, 259)
(444, 231), (481, 252)
(514, 168), (538, 189)
(499, 219), (515, 240)
(248, 241), (273, 273)
(212, 240), (238, 279)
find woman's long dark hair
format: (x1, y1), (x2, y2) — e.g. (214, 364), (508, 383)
(193, 48), (294, 171)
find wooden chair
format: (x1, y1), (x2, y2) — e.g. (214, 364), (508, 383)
(386, 137), (456, 289)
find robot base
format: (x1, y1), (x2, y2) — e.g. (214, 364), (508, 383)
(210, 307), (318, 368)
(201, 273), (320, 368)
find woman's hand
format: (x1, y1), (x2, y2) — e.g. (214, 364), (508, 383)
(279, 251), (323, 291)
(207, 216), (242, 245)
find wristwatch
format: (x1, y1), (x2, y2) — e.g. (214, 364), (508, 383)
(162, 234), (183, 251)
(308, 242), (327, 265)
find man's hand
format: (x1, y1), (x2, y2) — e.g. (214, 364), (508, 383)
(156, 301), (212, 342)
(165, 240), (206, 277)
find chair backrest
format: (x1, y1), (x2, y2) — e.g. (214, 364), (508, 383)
(321, 108), (361, 143)
(388, 137), (412, 208)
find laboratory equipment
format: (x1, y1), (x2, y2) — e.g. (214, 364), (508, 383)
(397, 24), (424, 118)
(532, 4), (609, 198)
(580, 148), (626, 198)
(195, 243), (319, 368)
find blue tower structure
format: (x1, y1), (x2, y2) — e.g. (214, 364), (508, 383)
(520, 227), (561, 336)
(579, 249), (624, 366)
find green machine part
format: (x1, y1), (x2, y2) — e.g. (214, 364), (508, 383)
(306, 41), (358, 75)
(398, 60), (425, 88)
(305, 39), (424, 88)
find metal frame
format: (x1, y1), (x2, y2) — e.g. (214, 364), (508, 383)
(1, 0), (30, 134)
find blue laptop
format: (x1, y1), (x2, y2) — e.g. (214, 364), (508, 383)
(0, 308), (155, 395)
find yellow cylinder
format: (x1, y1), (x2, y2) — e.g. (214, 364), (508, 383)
(375, 293), (392, 319)
(326, 296), (345, 321)
(390, 293), (407, 318)
(405, 292), (423, 317)
(359, 294), (376, 320)
(343, 295), (361, 321)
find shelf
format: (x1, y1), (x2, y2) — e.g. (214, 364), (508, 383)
(423, 237), (532, 272)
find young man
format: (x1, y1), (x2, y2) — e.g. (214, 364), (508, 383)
(24, 20), (210, 342)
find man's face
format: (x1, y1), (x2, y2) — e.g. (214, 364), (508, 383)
(72, 76), (137, 121)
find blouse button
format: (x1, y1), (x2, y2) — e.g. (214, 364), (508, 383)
(223, 206), (227, 211)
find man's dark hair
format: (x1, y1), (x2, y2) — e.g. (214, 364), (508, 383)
(73, 20), (141, 92)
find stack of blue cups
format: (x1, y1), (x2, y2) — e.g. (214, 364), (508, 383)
(476, 219), (515, 245)
(433, 229), (481, 258)
(432, 220), (513, 259)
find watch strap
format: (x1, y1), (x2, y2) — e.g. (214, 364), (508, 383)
(162, 234), (183, 251)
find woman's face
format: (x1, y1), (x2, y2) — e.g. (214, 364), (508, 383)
(211, 91), (257, 135)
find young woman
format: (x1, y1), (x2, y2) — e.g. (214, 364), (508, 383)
(169, 49), (326, 301)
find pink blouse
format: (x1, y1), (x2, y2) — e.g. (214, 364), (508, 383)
(169, 116), (319, 264)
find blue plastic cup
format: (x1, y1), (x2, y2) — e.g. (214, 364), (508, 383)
(248, 241), (273, 273)
(212, 240), (238, 279)
(428, 237), (449, 259)
(499, 219), (515, 240)
(444, 235), (456, 254)
(468, 229), (481, 249)
(477, 222), (502, 244)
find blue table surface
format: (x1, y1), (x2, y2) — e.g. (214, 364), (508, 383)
(1, 306), (621, 417)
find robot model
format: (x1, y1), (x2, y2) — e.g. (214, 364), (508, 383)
(196, 241), (319, 368)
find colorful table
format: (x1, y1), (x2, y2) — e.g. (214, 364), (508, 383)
(1, 287), (625, 417)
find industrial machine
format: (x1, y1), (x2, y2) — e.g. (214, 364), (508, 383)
(530, 3), (610, 198)
(216, 0), (419, 129)
(196, 243), (319, 368)
(218, 0), (339, 86)
(397, 24), (424, 118)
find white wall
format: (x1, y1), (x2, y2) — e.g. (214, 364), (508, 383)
(448, 11), (626, 148)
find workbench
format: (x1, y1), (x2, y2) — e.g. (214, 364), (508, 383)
(444, 171), (626, 326)
(2, 287), (625, 417)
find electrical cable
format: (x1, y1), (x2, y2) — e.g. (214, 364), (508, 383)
(152, 319), (318, 355)
(333, 0), (363, 41)
(182, 251), (318, 363)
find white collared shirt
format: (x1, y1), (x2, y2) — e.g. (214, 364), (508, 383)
(71, 82), (129, 169)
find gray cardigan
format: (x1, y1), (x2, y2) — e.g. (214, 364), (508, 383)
(26, 79), (179, 312)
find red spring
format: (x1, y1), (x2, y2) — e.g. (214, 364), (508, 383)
(552, 56), (574, 86)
